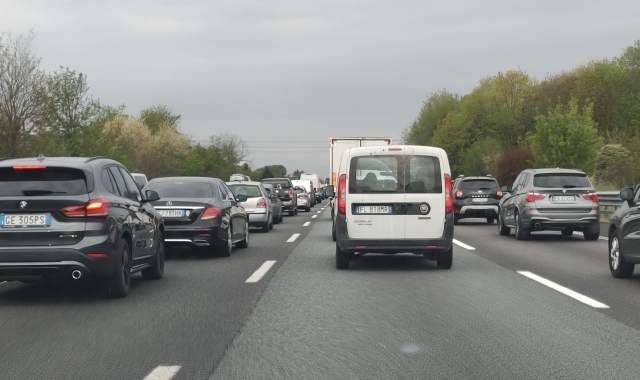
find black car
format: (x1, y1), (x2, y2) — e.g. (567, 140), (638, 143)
(144, 177), (249, 256)
(608, 186), (640, 278)
(0, 156), (165, 298)
(453, 175), (502, 225)
(261, 178), (297, 216)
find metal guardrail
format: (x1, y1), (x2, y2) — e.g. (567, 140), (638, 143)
(598, 191), (622, 216)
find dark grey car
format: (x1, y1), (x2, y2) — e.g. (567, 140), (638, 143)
(498, 168), (600, 240)
(608, 186), (640, 278)
(262, 183), (283, 224)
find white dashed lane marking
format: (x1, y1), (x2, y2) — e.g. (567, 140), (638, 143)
(316, 211), (322, 214)
(518, 271), (609, 309)
(245, 261), (277, 283)
(303, 222), (311, 226)
(287, 233), (300, 243)
(143, 365), (181, 380)
(453, 239), (476, 251)
(312, 215), (317, 219)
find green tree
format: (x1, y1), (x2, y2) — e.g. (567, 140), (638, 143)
(594, 144), (635, 188)
(139, 104), (180, 134)
(495, 147), (534, 186)
(260, 167), (274, 180)
(402, 90), (460, 145)
(292, 169), (304, 179)
(529, 98), (603, 174)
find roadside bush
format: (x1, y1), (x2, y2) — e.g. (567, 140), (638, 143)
(495, 147), (534, 187)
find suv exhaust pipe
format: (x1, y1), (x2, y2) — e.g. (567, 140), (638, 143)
(71, 270), (82, 280)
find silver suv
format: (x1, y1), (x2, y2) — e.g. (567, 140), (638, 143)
(497, 168), (600, 240)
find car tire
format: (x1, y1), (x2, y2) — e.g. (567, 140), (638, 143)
(279, 215), (284, 223)
(295, 208), (298, 215)
(487, 217), (495, 224)
(454, 214), (459, 225)
(289, 208), (295, 216)
(100, 238), (132, 298)
(609, 230), (634, 278)
(142, 232), (165, 280)
(514, 211), (530, 240)
(561, 228), (573, 236)
(219, 226), (233, 256)
(332, 222), (337, 242)
(437, 246), (453, 269)
(584, 224), (600, 241)
(336, 243), (350, 270)
(498, 213), (511, 236)
(237, 221), (249, 248)
(306, 205), (311, 212)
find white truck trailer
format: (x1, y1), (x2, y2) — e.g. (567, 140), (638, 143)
(329, 137), (392, 188)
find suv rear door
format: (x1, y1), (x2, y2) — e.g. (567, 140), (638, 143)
(531, 173), (596, 214)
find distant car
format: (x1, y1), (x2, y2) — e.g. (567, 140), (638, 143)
(300, 173), (322, 204)
(608, 186), (640, 278)
(262, 183), (283, 224)
(145, 177), (249, 256)
(453, 175), (502, 225)
(226, 181), (274, 232)
(0, 156), (165, 298)
(131, 173), (148, 190)
(294, 185), (311, 212)
(230, 173), (250, 182)
(292, 179), (315, 206)
(261, 178), (297, 216)
(498, 168), (600, 240)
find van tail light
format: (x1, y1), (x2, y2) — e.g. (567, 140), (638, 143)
(60, 199), (110, 218)
(525, 191), (545, 203)
(257, 198), (267, 208)
(201, 207), (221, 220)
(583, 193), (598, 202)
(455, 190), (463, 198)
(338, 174), (347, 215)
(497, 190), (503, 198)
(444, 174), (453, 214)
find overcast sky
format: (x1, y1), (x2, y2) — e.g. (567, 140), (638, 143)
(2, 0), (639, 178)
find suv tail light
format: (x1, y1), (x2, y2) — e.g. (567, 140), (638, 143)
(60, 199), (110, 218)
(525, 191), (546, 203)
(497, 190), (503, 198)
(583, 193), (598, 202)
(257, 198), (267, 208)
(338, 174), (347, 214)
(288, 189), (293, 198)
(445, 174), (453, 214)
(201, 207), (221, 220)
(455, 190), (463, 198)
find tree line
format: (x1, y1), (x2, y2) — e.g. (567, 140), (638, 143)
(402, 40), (640, 189)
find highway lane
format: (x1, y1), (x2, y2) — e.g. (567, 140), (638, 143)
(212, 210), (640, 380)
(0, 200), (328, 380)
(453, 218), (640, 330)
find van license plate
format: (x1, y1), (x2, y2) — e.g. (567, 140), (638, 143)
(158, 210), (184, 218)
(551, 196), (576, 202)
(356, 206), (391, 214)
(0, 214), (50, 227)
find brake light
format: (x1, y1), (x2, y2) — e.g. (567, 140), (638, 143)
(13, 165), (46, 170)
(497, 190), (503, 198)
(257, 198), (267, 208)
(338, 174), (347, 214)
(444, 174), (453, 214)
(60, 199), (110, 218)
(583, 193), (598, 202)
(525, 191), (545, 203)
(288, 189), (293, 197)
(455, 190), (463, 198)
(388, 148), (402, 151)
(298, 193), (308, 198)
(201, 207), (221, 220)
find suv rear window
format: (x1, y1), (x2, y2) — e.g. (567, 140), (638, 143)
(460, 179), (499, 191)
(228, 185), (262, 198)
(146, 181), (214, 198)
(533, 173), (592, 188)
(348, 155), (442, 194)
(262, 179), (291, 188)
(0, 167), (87, 196)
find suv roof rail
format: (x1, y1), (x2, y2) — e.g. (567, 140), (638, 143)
(486, 174), (493, 177)
(457, 174), (464, 178)
(0, 157), (15, 161)
(84, 156), (112, 163)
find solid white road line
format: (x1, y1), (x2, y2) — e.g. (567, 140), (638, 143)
(0, 281), (7, 285)
(143, 366), (181, 380)
(245, 260), (277, 283)
(575, 231), (608, 241)
(303, 222), (311, 226)
(453, 239), (476, 251)
(517, 271), (609, 309)
(312, 215), (318, 219)
(287, 233), (300, 243)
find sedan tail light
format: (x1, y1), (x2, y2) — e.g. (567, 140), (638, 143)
(525, 191), (546, 203)
(298, 193), (308, 198)
(583, 193), (598, 202)
(201, 207), (221, 220)
(60, 199), (110, 218)
(257, 198), (267, 208)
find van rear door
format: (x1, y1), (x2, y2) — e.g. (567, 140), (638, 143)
(404, 147), (445, 239)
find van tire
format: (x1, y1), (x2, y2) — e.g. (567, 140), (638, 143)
(437, 246), (453, 269)
(336, 244), (350, 269)
(332, 222), (336, 241)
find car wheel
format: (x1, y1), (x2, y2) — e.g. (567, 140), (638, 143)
(262, 217), (270, 232)
(142, 232), (165, 280)
(514, 211), (530, 240)
(487, 217), (495, 224)
(295, 208), (298, 215)
(100, 238), (132, 298)
(454, 214), (459, 225)
(498, 213), (511, 236)
(273, 212), (280, 224)
(437, 246), (453, 269)
(609, 230), (634, 278)
(219, 226), (233, 256)
(336, 243), (351, 269)
(584, 223), (600, 241)
(561, 228), (573, 236)
(332, 222), (336, 242)
(237, 220), (249, 248)
(288, 208), (295, 216)
(279, 214), (284, 223)
(306, 205), (311, 212)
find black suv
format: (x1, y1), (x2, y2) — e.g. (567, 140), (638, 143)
(261, 178), (298, 216)
(0, 156), (165, 298)
(608, 186), (640, 278)
(453, 175), (502, 224)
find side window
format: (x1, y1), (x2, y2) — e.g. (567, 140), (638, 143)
(119, 168), (142, 202)
(218, 184), (228, 200)
(108, 166), (127, 197)
(520, 173), (531, 191)
(221, 183), (235, 200)
(101, 168), (115, 194)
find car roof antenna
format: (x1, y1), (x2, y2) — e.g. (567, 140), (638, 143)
(36, 153), (46, 162)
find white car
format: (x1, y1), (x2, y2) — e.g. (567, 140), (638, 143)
(331, 145), (454, 269)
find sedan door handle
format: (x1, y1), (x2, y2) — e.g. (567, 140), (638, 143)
(124, 202), (132, 208)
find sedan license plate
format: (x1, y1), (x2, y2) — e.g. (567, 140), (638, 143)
(472, 198), (488, 202)
(0, 214), (50, 227)
(157, 209), (184, 218)
(551, 196), (576, 202)
(356, 206), (391, 214)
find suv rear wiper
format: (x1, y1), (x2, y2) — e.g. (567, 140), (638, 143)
(22, 190), (68, 196)
(562, 185), (578, 188)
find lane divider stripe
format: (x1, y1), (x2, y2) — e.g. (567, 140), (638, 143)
(453, 239), (475, 251)
(312, 215), (317, 219)
(303, 222), (311, 226)
(517, 271), (609, 309)
(143, 365), (181, 380)
(287, 233), (300, 242)
(246, 260), (277, 283)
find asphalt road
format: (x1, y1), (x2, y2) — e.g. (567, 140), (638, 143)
(5, 205), (640, 379)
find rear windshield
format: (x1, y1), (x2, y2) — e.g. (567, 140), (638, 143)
(533, 173), (592, 188)
(460, 179), (499, 191)
(0, 167), (87, 196)
(146, 181), (214, 198)
(228, 185), (263, 198)
(348, 155), (442, 194)
(262, 179), (291, 188)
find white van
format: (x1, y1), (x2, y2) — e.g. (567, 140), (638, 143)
(300, 173), (321, 203)
(330, 145), (454, 269)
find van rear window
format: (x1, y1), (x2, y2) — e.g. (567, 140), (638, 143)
(0, 167), (87, 196)
(348, 155), (442, 194)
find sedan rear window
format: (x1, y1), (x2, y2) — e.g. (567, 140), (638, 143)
(146, 181), (214, 198)
(460, 179), (499, 191)
(228, 185), (262, 198)
(0, 167), (87, 196)
(533, 174), (592, 188)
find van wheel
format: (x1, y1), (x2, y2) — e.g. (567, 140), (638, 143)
(142, 232), (165, 280)
(336, 244), (350, 269)
(498, 214), (511, 236)
(100, 238), (131, 298)
(332, 222), (336, 242)
(514, 212), (530, 240)
(437, 246), (453, 269)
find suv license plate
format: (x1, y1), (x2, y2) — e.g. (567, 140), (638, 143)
(158, 210), (184, 218)
(0, 214), (51, 227)
(356, 206), (391, 214)
(472, 198), (488, 202)
(551, 196), (576, 202)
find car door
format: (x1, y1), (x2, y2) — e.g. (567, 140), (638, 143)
(501, 172), (524, 225)
(620, 185), (640, 260)
(220, 182), (245, 240)
(119, 167), (156, 259)
(405, 151), (445, 239)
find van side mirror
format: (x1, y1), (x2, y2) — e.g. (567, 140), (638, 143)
(325, 185), (335, 197)
(620, 187), (634, 202)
